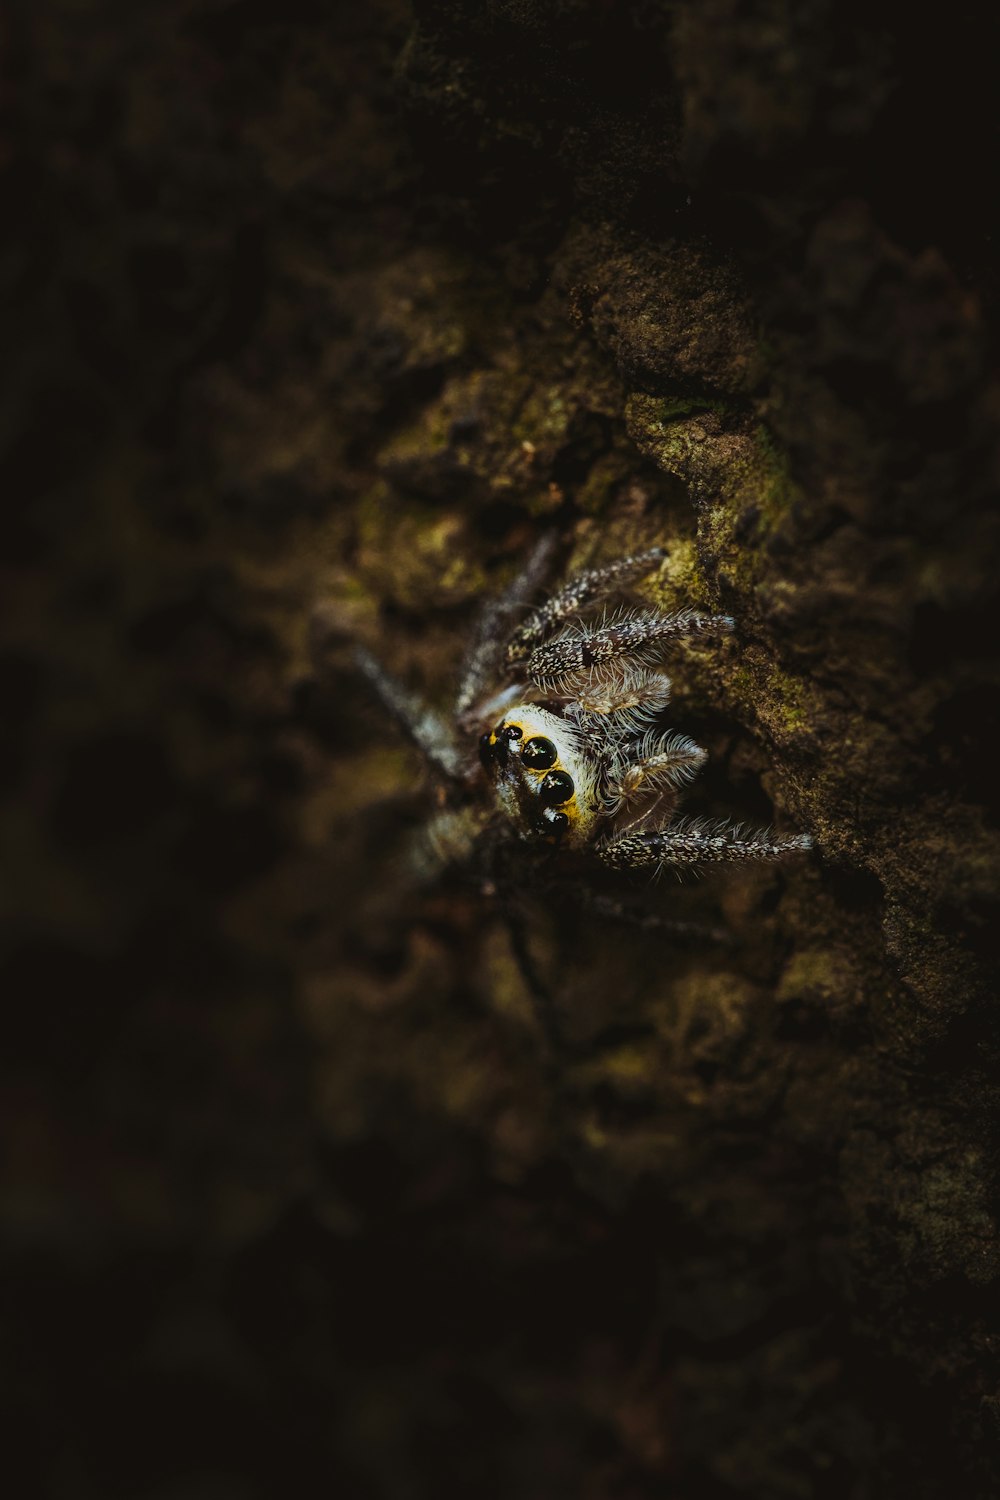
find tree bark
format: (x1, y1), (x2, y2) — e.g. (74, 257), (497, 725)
(5, 2), (1000, 1496)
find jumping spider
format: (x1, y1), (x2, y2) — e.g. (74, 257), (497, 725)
(352, 540), (812, 911)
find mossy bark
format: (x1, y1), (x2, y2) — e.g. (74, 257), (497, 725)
(5, 3), (1000, 1497)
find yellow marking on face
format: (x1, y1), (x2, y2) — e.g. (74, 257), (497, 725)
(486, 710), (594, 843)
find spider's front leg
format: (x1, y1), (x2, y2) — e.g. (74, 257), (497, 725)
(525, 607), (735, 689)
(599, 820), (813, 871)
(504, 546), (668, 669)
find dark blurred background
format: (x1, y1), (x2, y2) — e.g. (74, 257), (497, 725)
(4, 3), (1000, 1497)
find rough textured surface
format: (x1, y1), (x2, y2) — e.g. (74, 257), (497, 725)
(4, 2), (1000, 1497)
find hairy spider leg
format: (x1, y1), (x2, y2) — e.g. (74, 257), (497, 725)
(566, 885), (733, 945)
(505, 546), (668, 667)
(354, 645), (466, 782)
(527, 609), (735, 687)
(600, 823), (813, 871)
(455, 532), (559, 718)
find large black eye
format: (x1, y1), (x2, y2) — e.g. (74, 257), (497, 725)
(539, 770), (574, 805)
(534, 808), (569, 838)
(522, 736), (556, 769)
(498, 723), (522, 741)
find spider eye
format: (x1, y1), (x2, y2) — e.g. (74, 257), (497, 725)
(534, 808), (569, 838)
(498, 723), (522, 741)
(539, 770), (574, 805)
(522, 736), (556, 769)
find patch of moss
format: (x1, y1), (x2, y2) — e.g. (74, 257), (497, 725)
(778, 947), (854, 1007)
(356, 481), (489, 609)
(726, 653), (816, 745)
(896, 1156), (1000, 1286)
(626, 396), (801, 566)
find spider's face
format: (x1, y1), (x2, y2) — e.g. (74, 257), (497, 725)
(478, 704), (599, 848)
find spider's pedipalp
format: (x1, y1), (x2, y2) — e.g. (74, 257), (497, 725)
(599, 818), (813, 871)
(526, 608), (734, 688)
(568, 664), (672, 725)
(604, 730), (708, 813)
(504, 546), (666, 667)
